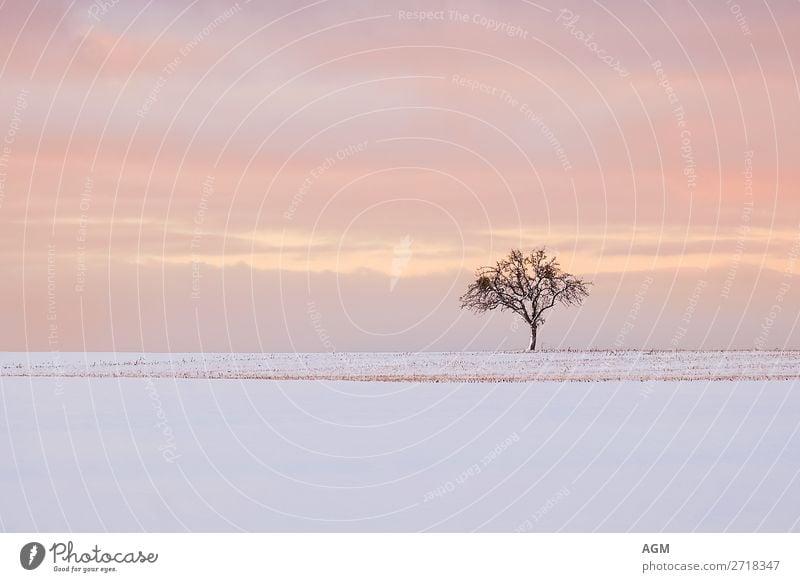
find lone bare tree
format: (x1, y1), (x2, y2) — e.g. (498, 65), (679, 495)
(460, 248), (591, 351)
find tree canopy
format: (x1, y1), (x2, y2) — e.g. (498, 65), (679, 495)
(460, 248), (591, 350)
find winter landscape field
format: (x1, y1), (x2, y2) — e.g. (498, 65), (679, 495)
(1, 351), (798, 532)
(3, 2), (800, 578)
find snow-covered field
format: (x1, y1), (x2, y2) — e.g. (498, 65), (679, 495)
(2, 350), (800, 382)
(1, 351), (798, 532)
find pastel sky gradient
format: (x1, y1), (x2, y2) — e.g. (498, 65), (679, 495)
(1, 0), (798, 351)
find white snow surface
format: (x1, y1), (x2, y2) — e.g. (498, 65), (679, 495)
(1, 351), (798, 532)
(1, 350), (799, 382)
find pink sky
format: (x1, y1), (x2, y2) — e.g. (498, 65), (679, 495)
(0, 0), (798, 351)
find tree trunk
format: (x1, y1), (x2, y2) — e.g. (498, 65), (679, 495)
(528, 325), (538, 351)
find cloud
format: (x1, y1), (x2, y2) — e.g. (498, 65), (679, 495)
(1, 0), (798, 349)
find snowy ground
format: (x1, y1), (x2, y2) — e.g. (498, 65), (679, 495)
(1, 352), (798, 532)
(2, 350), (800, 382)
